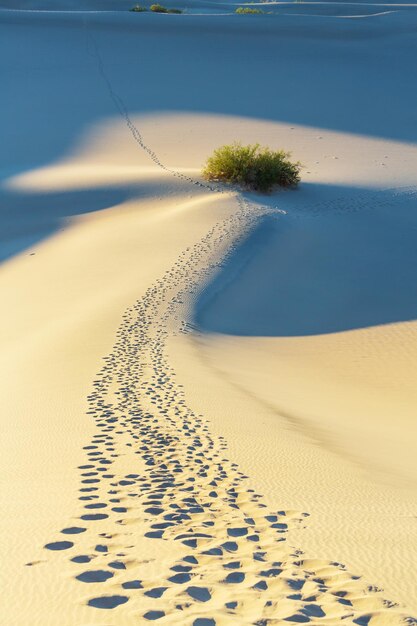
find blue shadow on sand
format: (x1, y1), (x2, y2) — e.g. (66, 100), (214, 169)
(0, 187), (130, 264)
(194, 184), (417, 336)
(0, 179), (185, 265)
(1, 9), (417, 297)
(1, 8), (417, 190)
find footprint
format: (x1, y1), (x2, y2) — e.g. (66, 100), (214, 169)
(284, 615), (310, 623)
(122, 580), (143, 589)
(186, 586), (211, 602)
(76, 570), (114, 583)
(144, 587), (167, 598)
(87, 595), (128, 609)
(227, 527), (247, 538)
(224, 571), (245, 584)
(71, 555), (94, 564)
(61, 527), (86, 535)
(44, 541), (73, 551)
(143, 610), (165, 620)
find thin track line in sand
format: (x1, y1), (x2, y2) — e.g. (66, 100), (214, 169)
(39, 26), (417, 626)
(88, 32), (223, 195)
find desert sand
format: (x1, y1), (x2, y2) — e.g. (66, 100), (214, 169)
(1, 1), (417, 625)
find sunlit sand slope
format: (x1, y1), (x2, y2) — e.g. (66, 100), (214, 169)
(1, 5), (417, 625)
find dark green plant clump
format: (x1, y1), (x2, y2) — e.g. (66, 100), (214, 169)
(130, 4), (182, 11)
(203, 143), (301, 192)
(150, 3), (182, 12)
(235, 6), (264, 13)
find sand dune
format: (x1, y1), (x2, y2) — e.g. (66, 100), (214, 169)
(1, 2), (417, 625)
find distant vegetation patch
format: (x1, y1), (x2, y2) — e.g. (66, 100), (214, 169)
(130, 3), (182, 11)
(203, 143), (301, 192)
(235, 6), (264, 13)
(150, 3), (183, 12)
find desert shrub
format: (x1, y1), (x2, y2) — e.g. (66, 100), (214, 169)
(150, 3), (182, 12)
(130, 4), (147, 10)
(203, 143), (301, 192)
(235, 6), (264, 13)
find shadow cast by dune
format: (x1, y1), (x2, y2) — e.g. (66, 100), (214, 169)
(1, 5), (417, 194)
(0, 187), (129, 263)
(194, 184), (417, 336)
(1, 6), (417, 268)
(0, 177), (190, 264)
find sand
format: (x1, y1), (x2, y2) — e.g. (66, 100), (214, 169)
(1, 2), (417, 625)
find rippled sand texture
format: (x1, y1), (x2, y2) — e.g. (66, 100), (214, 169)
(1, 2), (417, 625)
(39, 200), (416, 625)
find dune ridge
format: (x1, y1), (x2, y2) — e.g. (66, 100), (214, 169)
(29, 179), (415, 623)
(1, 2), (417, 624)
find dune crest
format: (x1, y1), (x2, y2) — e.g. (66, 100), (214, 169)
(1, 2), (417, 624)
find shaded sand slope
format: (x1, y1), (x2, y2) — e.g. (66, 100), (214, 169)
(1, 4), (417, 626)
(194, 185), (417, 481)
(2, 6), (417, 182)
(196, 192), (417, 337)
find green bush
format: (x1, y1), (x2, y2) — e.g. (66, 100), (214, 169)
(150, 3), (182, 12)
(203, 143), (301, 192)
(235, 6), (264, 13)
(130, 4), (147, 10)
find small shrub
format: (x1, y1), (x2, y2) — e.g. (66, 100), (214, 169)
(203, 143), (301, 192)
(236, 6), (264, 13)
(130, 4), (147, 10)
(150, 3), (168, 11)
(150, 3), (182, 12)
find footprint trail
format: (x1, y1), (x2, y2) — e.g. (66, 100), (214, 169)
(42, 31), (417, 626)
(44, 199), (416, 625)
